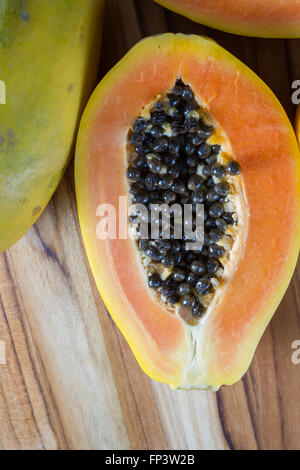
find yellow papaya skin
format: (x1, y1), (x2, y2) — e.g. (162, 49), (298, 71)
(0, 0), (105, 252)
(154, 0), (300, 38)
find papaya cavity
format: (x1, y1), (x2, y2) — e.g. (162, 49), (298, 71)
(126, 78), (248, 327)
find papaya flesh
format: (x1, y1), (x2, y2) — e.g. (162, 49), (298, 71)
(154, 0), (300, 38)
(0, 0), (104, 252)
(76, 34), (300, 390)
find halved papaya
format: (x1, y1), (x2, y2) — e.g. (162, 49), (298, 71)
(75, 34), (300, 390)
(154, 0), (300, 38)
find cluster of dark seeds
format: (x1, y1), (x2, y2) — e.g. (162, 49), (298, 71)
(126, 79), (241, 322)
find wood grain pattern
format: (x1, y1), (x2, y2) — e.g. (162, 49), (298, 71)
(0, 0), (299, 450)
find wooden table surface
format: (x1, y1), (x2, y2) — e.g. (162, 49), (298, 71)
(1, 0), (300, 450)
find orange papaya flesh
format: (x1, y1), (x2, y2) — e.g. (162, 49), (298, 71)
(154, 0), (300, 38)
(75, 34), (300, 389)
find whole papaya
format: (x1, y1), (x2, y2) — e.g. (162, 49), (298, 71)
(0, 0), (104, 252)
